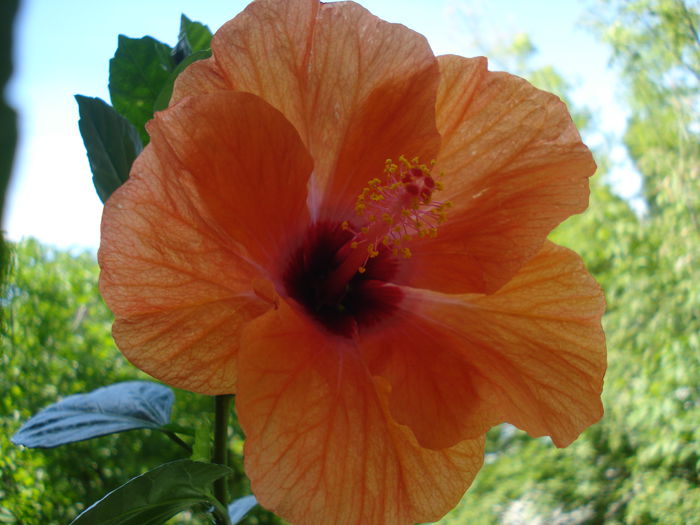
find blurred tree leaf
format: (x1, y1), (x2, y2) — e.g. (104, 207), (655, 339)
(442, 2), (700, 523)
(1, 239), (283, 524)
(75, 95), (142, 203)
(190, 415), (213, 463)
(12, 381), (174, 448)
(69, 460), (231, 525)
(109, 35), (174, 145)
(0, 0), (19, 292)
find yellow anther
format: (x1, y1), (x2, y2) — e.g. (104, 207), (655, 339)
(358, 266), (366, 274)
(341, 221), (350, 231)
(345, 155), (447, 266)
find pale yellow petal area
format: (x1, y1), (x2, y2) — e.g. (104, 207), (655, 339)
(370, 241), (605, 449)
(403, 55), (597, 294)
(237, 298), (484, 525)
(208, 0), (441, 218)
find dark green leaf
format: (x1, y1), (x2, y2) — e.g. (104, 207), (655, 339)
(153, 50), (211, 112)
(75, 95), (142, 203)
(228, 495), (257, 524)
(70, 460), (232, 525)
(12, 381), (173, 448)
(180, 14), (213, 54)
(109, 35), (174, 144)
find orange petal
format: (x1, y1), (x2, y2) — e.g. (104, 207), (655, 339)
(404, 55), (597, 294)
(170, 56), (231, 103)
(99, 147), (272, 393)
(146, 91), (313, 272)
(361, 309), (501, 450)
(100, 91), (311, 393)
(209, 0), (441, 218)
(372, 241), (605, 449)
(237, 299), (484, 525)
(112, 298), (269, 394)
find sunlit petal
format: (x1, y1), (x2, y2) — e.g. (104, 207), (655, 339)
(208, 0), (441, 217)
(237, 298), (484, 525)
(396, 241), (606, 448)
(146, 91), (313, 271)
(403, 55), (597, 294)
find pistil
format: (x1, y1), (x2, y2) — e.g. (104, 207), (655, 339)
(322, 156), (451, 304)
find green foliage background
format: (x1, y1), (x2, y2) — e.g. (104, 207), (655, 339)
(2, 0), (699, 523)
(0, 240), (278, 524)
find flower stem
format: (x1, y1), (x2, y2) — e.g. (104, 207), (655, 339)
(213, 394), (234, 516)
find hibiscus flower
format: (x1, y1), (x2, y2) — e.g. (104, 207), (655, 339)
(98, 0), (606, 523)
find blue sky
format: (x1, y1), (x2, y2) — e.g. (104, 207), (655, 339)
(4, 0), (636, 250)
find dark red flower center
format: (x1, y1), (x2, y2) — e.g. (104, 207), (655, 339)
(283, 157), (450, 338)
(283, 221), (404, 338)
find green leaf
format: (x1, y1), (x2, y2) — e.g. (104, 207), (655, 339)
(153, 49), (211, 112)
(109, 35), (174, 144)
(180, 14), (213, 55)
(228, 495), (257, 524)
(12, 381), (173, 448)
(70, 460), (232, 525)
(75, 95), (142, 203)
